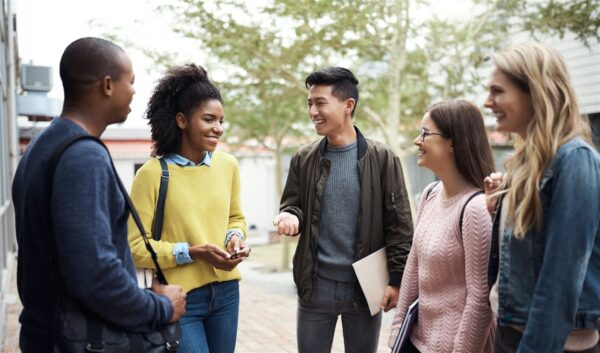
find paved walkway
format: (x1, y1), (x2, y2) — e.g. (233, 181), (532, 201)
(0, 256), (394, 353)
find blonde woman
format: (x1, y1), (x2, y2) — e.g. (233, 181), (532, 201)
(484, 42), (600, 353)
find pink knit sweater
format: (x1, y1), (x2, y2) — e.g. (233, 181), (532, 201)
(389, 182), (495, 353)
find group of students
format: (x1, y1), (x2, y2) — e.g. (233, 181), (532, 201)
(11, 36), (600, 353)
(385, 43), (600, 353)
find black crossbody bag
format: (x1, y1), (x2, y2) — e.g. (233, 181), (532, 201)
(44, 135), (181, 353)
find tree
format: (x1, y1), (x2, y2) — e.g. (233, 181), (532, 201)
(124, 0), (599, 270)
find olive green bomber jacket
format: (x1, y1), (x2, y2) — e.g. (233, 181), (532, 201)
(279, 127), (414, 300)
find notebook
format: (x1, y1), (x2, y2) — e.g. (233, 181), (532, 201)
(352, 247), (389, 315)
(391, 298), (419, 353)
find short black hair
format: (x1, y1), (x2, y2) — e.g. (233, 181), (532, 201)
(59, 37), (126, 101)
(146, 64), (222, 156)
(305, 67), (359, 116)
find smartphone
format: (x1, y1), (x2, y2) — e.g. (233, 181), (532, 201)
(230, 248), (251, 260)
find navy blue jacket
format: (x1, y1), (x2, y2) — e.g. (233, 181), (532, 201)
(12, 118), (173, 352)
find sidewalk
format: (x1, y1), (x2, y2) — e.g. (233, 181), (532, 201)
(1, 257), (394, 353)
(1, 255), (20, 353)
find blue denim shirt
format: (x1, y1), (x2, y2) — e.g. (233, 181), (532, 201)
(488, 137), (600, 353)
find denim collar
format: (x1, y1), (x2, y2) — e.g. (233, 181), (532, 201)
(163, 152), (212, 167)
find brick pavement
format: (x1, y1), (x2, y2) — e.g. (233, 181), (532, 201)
(0, 257), (394, 353)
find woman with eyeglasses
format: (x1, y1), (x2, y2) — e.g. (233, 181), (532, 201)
(389, 99), (496, 353)
(484, 42), (600, 353)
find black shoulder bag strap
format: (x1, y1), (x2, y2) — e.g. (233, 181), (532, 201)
(424, 181), (484, 236)
(152, 158), (170, 241)
(459, 191), (485, 235)
(424, 180), (440, 200)
(47, 134), (179, 353)
(47, 135), (169, 285)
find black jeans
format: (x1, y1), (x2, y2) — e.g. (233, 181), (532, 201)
(296, 276), (381, 353)
(496, 325), (599, 353)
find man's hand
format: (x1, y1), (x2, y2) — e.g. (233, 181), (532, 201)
(484, 172), (505, 216)
(380, 285), (399, 312)
(227, 236), (251, 259)
(152, 279), (186, 323)
(189, 244), (243, 271)
(272, 212), (299, 236)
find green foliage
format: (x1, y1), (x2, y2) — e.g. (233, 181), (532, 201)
(515, 0), (600, 46)
(144, 0), (598, 153)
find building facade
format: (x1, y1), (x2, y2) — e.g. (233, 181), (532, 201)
(0, 0), (18, 341)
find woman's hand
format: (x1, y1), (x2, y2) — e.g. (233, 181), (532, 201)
(227, 236), (251, 260)
(484, 172), (504, 216)
(189, 244), (243, 271)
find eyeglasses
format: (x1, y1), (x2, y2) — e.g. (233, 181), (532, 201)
(419, 128), (447, 143)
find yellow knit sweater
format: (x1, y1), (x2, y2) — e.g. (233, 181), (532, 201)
(128, 153), (246, 293)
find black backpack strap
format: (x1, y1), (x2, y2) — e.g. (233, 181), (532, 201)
(152, 158), (170, 241)
(459, 191), (484, 235)
(424, 180), (441, 201)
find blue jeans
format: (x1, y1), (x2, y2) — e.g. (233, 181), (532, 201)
(178, 280), (240, 353)
(297, 275), (382, 353)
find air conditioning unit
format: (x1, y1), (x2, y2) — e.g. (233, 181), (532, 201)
(21, 64), (53, 92)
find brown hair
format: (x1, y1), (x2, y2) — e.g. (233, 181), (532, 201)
(427, 99), (496, 189)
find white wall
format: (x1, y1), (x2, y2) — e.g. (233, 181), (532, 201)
(236, 154), (280, 235)
(114, 157), (151, 193)
(546, 36), (600, 115)
(113, 153), (281, 236)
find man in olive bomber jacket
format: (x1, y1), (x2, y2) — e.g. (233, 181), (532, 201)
(273, 67), (414, 353)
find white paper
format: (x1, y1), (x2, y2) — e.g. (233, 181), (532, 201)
(135, 268), (154, 289)
(352, 247), (389, 316)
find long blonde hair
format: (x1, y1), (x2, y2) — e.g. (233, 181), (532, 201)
(492, 42), (590, 238)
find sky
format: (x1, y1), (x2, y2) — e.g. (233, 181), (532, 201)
(16, 0), (475, 127)
(16, 0), (195, 127)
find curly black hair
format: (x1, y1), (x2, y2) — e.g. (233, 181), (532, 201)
(146, 64), (223, 156)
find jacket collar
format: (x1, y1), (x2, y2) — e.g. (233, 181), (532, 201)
(318, 126), (367, 159)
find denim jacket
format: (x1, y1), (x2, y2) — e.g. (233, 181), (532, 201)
(487, 137), (600, 353)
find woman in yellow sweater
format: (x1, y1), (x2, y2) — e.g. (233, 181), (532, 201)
(128, 64), (248, 353)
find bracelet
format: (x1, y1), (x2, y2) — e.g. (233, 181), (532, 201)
(224, 229), (244, 247)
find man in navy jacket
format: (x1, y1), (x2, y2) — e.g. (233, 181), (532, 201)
(12, 37), (186, 352)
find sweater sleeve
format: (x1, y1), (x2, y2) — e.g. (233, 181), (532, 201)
(128, 160), (178, 269)
(52, 142), (172, 331)
(387, 181), (433, 347)
(227, 158), (246, 234)
(388, 242), (419, 348)
(452, 194), (493, 353)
